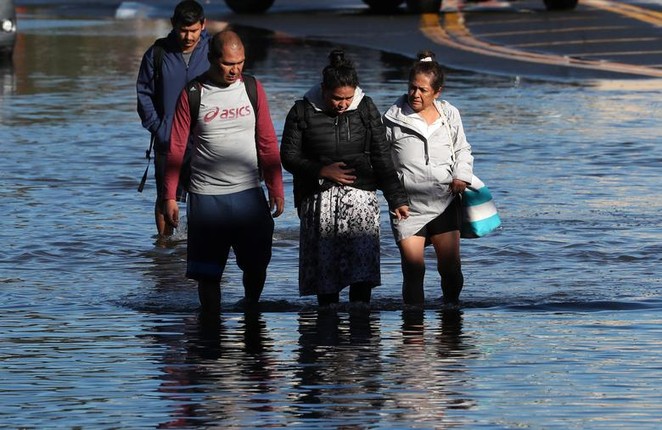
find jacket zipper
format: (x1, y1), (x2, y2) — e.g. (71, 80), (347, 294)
(334, 116), (339, 156)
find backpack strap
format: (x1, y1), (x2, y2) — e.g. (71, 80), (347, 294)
(152, 38), (167, 85)
(293, 99), (308, 130)
(186, 78), (202, 130)
(243, 74), (263, 179)
(138, 38), (168, 193)
(151, 38), (168, 112)
(243, 74), (258, 114)
(356, 98), (372, 157)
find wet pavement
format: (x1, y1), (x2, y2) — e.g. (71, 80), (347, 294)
(221, 0), (662, 80)
(13, 0), (662, 80)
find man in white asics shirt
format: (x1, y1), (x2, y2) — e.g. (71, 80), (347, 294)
(164, 30), (285, 318)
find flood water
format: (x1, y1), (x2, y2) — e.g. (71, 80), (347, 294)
(1, 3), (661, 428)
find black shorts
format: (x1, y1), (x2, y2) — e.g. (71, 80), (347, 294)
(415, 196), (462, 237)
(186, 188), (275, 282)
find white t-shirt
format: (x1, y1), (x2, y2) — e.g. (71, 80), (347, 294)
(188, 80), (260, 195)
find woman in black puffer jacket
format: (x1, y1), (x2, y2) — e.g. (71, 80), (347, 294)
(280, 49), (409, 307)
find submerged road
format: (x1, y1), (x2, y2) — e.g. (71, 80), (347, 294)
(25, 0), (659, 81)
(218, 0), (662, 81)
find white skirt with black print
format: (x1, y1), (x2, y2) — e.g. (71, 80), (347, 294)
(298, 184), (381, 296)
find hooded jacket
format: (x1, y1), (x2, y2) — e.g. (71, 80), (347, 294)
(280, 84), (408, 211)
(383, 95), (473, 241)
(136, 29), (211, 153)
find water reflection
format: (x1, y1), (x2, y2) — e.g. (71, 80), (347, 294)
(154, 311), (276, 428)
(0, 60), (15, 102)
(141, 308), (477, 427)
(294, 309), (384, 424)
(149, 310), (480, 427)
(437, 308), (469, 358)
(392, 309), (476, 424)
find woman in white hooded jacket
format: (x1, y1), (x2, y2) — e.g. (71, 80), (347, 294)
(382, 51), (473, 306)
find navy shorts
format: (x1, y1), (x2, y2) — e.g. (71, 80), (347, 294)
(415, 196), (462, 237)
(186, 187), (274, 282)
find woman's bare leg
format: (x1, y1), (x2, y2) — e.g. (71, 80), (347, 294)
(429, 230), (463, 305)
(397, 236), (428, 306)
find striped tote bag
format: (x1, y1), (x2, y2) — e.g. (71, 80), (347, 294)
(460, 175), (501, 238)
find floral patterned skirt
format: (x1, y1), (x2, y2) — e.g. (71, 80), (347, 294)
(298, 185), (381, 296)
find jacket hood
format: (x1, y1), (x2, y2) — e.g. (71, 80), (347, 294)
(384, 94), (448, 135)
(303, 84), (365, 112)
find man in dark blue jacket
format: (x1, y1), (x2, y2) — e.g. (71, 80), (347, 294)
(136, 0), (210, 240)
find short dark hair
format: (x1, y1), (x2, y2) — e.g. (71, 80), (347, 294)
(322, 49), (359, 90)
(171, 0), (205, 26)
(409, 50), (445, 91)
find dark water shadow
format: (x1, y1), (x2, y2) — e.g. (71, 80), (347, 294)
(292, 308), (384, 424)
(399, 308), (478, 414)
(503, 298), (662, 313)
(152, 310), (276, 428)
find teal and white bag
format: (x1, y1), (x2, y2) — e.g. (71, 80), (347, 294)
(441, 105), (501, 238)
(460, 175), (501, 238)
